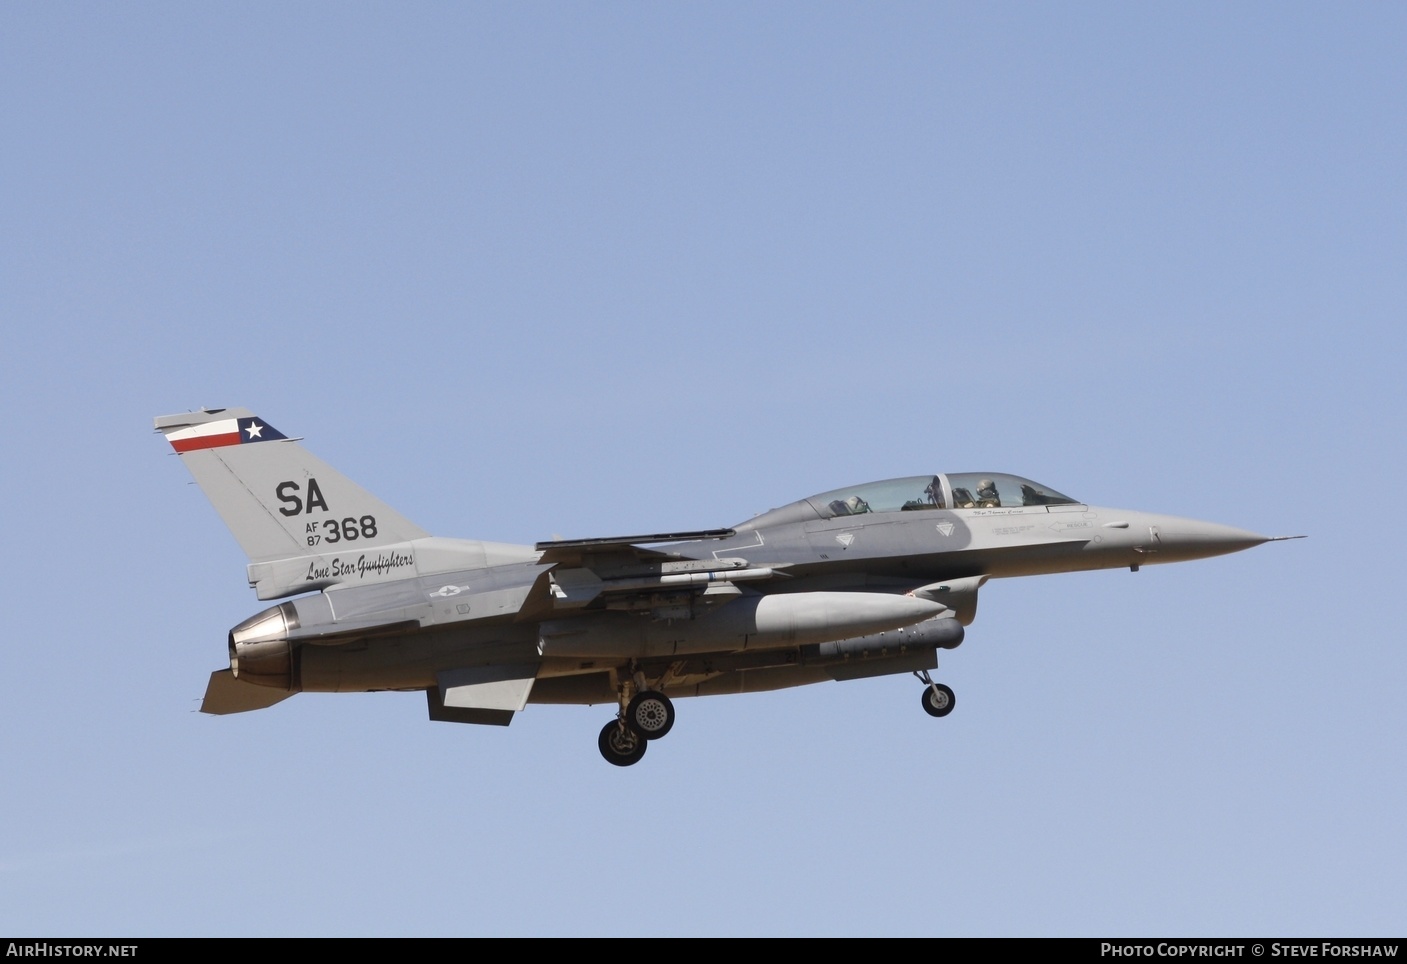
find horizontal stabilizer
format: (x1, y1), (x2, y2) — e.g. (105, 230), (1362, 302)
(201, 669), (294, 715)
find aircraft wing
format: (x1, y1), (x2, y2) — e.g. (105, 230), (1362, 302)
(419, 529), (785, 722)
(533, 528), (785, 612)
(534, 529), (737, 565)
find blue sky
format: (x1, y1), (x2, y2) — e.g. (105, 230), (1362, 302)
(3, 3), (1404, 936)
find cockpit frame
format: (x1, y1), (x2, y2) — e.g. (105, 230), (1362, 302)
(801, 474), (1080, 520)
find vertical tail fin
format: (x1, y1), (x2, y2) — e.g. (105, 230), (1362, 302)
(154, 408), (430, 567)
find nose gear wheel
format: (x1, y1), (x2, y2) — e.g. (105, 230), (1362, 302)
(914, 669), (956, 718)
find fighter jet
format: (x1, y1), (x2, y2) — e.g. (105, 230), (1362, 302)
(155, 407), (1295, 766)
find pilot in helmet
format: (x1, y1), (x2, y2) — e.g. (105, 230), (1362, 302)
(976, 479), (1000, 507)
(844, 495), (870, 514)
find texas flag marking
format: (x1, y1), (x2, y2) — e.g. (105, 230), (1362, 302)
(166, 416), (288, 452)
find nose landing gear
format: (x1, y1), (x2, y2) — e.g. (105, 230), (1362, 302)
(915, 669), (955, 718)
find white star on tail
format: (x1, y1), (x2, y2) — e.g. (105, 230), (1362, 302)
(245, 422), (263, 438)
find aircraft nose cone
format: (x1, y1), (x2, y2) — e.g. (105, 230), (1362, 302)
(1153, 518), (1272, 561)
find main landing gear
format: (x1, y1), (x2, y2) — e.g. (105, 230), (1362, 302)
(598, 718), (648, 767)
(915, 669), (956, 718)
(597, 669), (951, 765)
(598, 677), (677, 767)
(626, 690), (675, 740)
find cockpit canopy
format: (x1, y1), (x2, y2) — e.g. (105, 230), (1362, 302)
(738, 474), (1080, 528)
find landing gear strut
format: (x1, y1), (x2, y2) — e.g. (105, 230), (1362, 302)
(915, 669), (955, 718)
(597, 673), (677, 766)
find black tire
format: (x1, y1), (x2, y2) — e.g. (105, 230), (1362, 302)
(598, 720), (648, 766)
(626, 690), (675, 740)
(921, 682), (956, 718)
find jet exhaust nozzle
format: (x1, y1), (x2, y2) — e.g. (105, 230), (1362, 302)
(228, 602), (298, 689)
